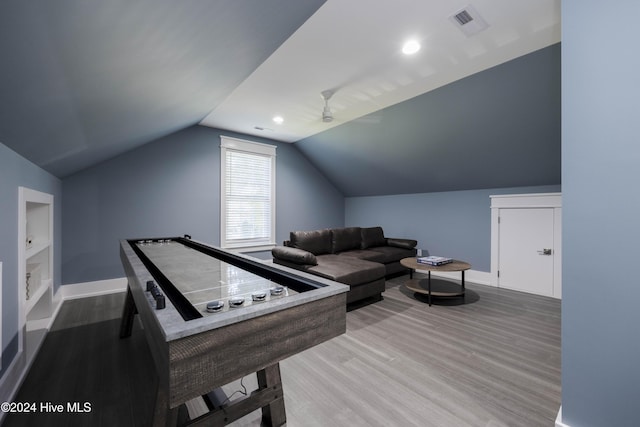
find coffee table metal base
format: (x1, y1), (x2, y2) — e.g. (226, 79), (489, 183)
(405, 272), (466, 306)
(404, 279), (465, 306)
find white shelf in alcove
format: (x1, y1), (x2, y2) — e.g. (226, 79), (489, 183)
(18, 186), (54, 368)
(26, 240), (50, 260)
(25, 278), (51, 315)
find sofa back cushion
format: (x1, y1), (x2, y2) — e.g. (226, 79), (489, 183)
(361, 226), (386, 249)
(331, 227), (362, 253)
(290, 229), (332, 255)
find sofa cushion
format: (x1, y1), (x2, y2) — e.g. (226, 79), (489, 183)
(271, 246), (317, 265)
(368, 245), (417, 263)
(331, 227), (362, 253)
(338, 249), (387, 263)
(290, 229), (332, 255)
(361, 226), (386, 249)
(306, 255), (385, 286)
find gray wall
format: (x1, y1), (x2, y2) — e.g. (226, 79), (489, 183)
(346, 185), (560, 272)
(562, 1), (640, 426)
(296, 44), (561, 197)
(0, 143), (62, 377)
(61, 125), (344, 284)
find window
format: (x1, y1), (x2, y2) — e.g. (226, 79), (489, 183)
(220, 136), (276, 250)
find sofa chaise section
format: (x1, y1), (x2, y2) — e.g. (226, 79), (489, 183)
(271, 227), (417, 305)
(338, 226), (418, 276)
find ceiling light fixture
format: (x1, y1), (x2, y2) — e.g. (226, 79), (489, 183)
(272, 116), (284, 124)
(402, 39), (421, 55)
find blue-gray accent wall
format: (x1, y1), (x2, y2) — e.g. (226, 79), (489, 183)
(562, 1), (640, 426)
(0, 143), (62, 377)
(346, 185), (560, 272)
(61, 125), (344, 285)
(295, 44), (561, 197)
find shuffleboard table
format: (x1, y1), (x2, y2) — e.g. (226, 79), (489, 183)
(119, 236), (348, 426)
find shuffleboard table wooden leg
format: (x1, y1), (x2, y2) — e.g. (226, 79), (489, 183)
(119, 284), (138, 338)
(152, 384), (179, 427)
(257, 363), (286, 427)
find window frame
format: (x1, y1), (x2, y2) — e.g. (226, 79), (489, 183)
(220, 135), (276, 251)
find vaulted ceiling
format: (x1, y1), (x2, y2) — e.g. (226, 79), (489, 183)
(0, 0), (561, 196)
(0, 0), (326, 177)
(296, 44), (560, 196)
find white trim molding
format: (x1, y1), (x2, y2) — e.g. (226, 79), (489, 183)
(490, 192), (562, 209)
(556, 406), (570, 427)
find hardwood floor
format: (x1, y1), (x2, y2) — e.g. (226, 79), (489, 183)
(3, 274), (561, 427)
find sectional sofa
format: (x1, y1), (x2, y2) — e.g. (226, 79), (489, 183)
(271, 226), (417, 305)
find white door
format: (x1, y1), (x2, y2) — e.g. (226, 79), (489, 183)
(497, 208), (555, 296)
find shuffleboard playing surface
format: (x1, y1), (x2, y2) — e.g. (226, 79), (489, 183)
(136, 241), (297, 316)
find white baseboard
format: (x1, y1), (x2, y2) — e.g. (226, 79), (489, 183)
(555, 406), (570, 427)
(416, 268), (492, 287)
(0, 277), (128, 423)
(60, 277), (127, 300)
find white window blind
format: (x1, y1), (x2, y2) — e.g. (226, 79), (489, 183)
(220, 136), (276, 250)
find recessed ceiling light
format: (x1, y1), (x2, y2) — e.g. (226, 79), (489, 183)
(273, 116), (284, 124)
(402, 40), (421, 55)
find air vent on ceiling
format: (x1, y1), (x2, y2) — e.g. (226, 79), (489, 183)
(453, 10), (474, 26)
(450, 5), (489, 37)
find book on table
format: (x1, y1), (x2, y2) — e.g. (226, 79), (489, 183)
(417, 256), (453, 266)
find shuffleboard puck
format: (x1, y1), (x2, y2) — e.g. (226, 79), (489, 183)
(206, 300), (224, 313)
(251, 291), (267, 302)
(229, 297), (245, 308)
(270, 286), (285, 296)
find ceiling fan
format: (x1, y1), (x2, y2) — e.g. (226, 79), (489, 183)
(321, 90), (334, 123)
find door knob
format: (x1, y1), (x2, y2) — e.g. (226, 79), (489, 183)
(537, 248), (552, 255)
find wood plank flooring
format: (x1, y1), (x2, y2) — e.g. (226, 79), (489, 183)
(3, 274), (561, 427)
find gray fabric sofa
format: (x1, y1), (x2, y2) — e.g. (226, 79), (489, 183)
(271, 226), (417, 305)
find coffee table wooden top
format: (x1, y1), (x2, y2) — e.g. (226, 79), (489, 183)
(401, 257), (471, 272)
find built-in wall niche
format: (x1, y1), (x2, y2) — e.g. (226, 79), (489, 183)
(26, 248), (51, 317)
(25, 201), (50, 256)
(18, 187), (54, 365)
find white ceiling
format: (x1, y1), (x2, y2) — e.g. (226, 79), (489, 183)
(200, 0), (561, 143)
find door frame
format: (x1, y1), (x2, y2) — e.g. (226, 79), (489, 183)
(490, 193), (562, 298)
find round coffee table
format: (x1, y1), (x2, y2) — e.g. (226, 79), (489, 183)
(400, 257), (471, 306)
